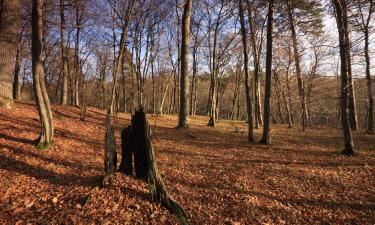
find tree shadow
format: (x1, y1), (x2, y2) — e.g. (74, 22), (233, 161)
(0, 143), (101, 172)
(0, 153), (101, 187)
(0, 132), (36, 145)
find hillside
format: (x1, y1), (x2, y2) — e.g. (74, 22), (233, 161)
(0, 102), (374, 224)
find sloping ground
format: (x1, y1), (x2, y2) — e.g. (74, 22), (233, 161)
(0, 102), (374, 224)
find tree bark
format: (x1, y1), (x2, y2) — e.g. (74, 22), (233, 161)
(0, 0), (20, 108)
(13, 43), (21, 100)
(364, 26), (374, 134)
(239, 0), (255, 143)
(332, 0), (355, 155)
(346, 44), (358, 131)
(286, 0), (308, 131)
(32, 0), (54, 149)
(60, 0), (68, 105)
(259, 0), (274, 145)
(73, 4), (81, 107)
(246, 0), (262, 128)
(274, 70), (285, 124)
(178, 0), (192, 128)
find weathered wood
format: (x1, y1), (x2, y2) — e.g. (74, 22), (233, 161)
(103, 111), (117, 186)
(119, 125), (133, 175)
(126, 109), (188, 224)
(132, 110), (150, 179)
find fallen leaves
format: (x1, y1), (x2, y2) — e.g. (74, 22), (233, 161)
(0, 102), (374, 224)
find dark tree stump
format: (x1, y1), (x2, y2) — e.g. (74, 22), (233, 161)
(134, 109), (188, 224)
(132, 109), (150, 179)
(119, 125), (133, 175)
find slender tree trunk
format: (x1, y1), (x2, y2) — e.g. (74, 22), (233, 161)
(13, 44), (21, 100)
(332, 0), (355, 155)
(159, 79), (170, 115)
(364, 30), (374, 134)
(239, 0), (255, 143)
(60, 0), (68, 105)
(259, 0), (274, 145)
(121, 47), (127, 112)
(178, 0), (192, 128)
(190, 50), (197, 115)
(0, 0), (20, 108)
(151, 56), (156, 115)
(287, 0), (308, 131)
(279, 74), (292, 128)
(230, 66), (240, 120)
(237, 74), (241, 120)
(208, 13), (221, 127)
(246, 0), (261, 128)
(73, 5), (81, 107)
(285, 48), (294, 125)
(109, 1), (133, 114)
(274, 70), (285, 124)
(32, 0), (54, 149)
(346, 40), (358, 130)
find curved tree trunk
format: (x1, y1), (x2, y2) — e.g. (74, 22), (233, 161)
(32, 0), (54, 149)
(259, 0), (274, 145)
(178, 0), (192, 128)
(0, 0), (20, 108)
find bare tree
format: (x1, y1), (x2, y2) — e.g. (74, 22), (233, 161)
(238, 0), (255, 142)
(32, 0), (54, 149)
(178, 0), (193, 128)
(354, 0), (374, 134)
(60, 0), (68, 105)
(246, 0), (265, 128)
(332, 0), (355, 155)
(259, 0), (275, 145)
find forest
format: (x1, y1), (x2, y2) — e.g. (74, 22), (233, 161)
(0, 0), (374, 224)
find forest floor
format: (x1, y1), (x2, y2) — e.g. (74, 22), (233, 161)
(0, 102), (374, 224)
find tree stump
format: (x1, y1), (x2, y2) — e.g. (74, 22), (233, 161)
(103, 111), (117, 186)
(120, 109), (188, 224)
(119, 125), (133, 175)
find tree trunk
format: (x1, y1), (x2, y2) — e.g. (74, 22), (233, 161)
(287, 0), (308, 131)
(121, 48), (127, 112)
(13, 43), (21, 100)
(246, 0), (262, 128)
(239, 0), (255, 143)
(274, 70), (285, 124)
(332, 0), (355, 155)
(109, 1), (133, 114)
(346, 40), (358, 131)
(207, 14), (221, 127)
(0, 0), (20, 108)
(178, 0), (192, 128)
(190, 49), (197, 115)
(120, 109), (188, 224)
(32, 0), (54, 149)
(60, 0), (68, 105)
(104, 112), (117, 175)
(73, 5), (81, 107)
(364, 30), (374, 134)
(259, 0), (274, 145)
